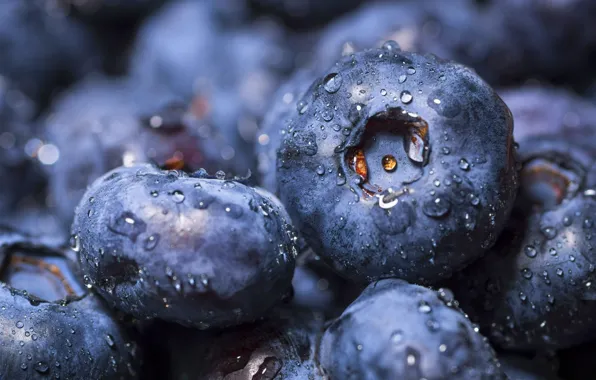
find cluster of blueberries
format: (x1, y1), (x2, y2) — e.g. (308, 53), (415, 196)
(1, 0), (596, 379)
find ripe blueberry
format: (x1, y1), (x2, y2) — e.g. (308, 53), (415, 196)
(71, 164), (298, 329)
(274, 47), (518, 284)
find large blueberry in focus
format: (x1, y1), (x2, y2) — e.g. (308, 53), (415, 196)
(319, 279), (505, 379)
(450, 135), (596, 350)
(274, 47), (518, 284)
(159, 308), (323, 379)
(0, 228), (140, 379)
(71, 164), (298, 329)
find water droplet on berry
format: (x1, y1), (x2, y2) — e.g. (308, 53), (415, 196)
(400, 91), (413, 104)
(382, 155), (397, 172)
(171, 190), (185, 203)
(382, 40), (400, 51)
(524, 245), (537, 258)
(323, 73), (343, 94)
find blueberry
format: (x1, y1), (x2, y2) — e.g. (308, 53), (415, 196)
(274, 47), (518, 284)
(44, 75), (234, 227)
(155, 308), (323, 379)
(0, 1), (97, 103)
(319, 279), (505, 379)
(0, 228), (140, 379)
(449, 135), (596, 350)
(500, 86), (596, 141)
(131, 0), (292, 177)
(71, 164), (298, 329)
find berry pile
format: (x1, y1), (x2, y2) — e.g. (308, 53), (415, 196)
(1, 0), (595, 379)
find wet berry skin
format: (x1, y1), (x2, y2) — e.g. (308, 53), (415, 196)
(257, 69), (318, 194)
(450, 135), (596, 350)
(0, 228), (140, 379)
(274, 46), (518, 284)
(319, 279), (505, 380)
(71, 164), (298, 329)
(156, 308), (323, 379)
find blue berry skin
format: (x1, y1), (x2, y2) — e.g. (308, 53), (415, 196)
(159, 308), (324, 379)
(257, 69), (318, 194)
(319, 279), (505, 380)
(0, 229), (140, 380)
(71, 164), (298, 329)
(274, 47), (518, 284)
(450, 135), (596, 350)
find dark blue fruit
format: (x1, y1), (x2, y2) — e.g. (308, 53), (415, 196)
(131, 0), (293, 178)
(0, 1), (96, 103)
(0, 228), (140, 379)
(71, 164), (298, 329)
(318, 279), (505, 379)
(44, 75), (233, 227)
(159, 308), (323, 379)
(500, 86), (596, 141)
(450, 135), (596, 350)
(274, 46), (518, 284)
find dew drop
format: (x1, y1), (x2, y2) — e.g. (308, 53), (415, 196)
(382, 155), (397, 172)
(382, 40), (400, 51)
(400, 91), (413, 104)
(323, 73), (343, 94)
(105, 334), (115, 348)
(524, 245), (537, 258)
(144, 234), (160, 251)
(34, 361), (49, 374)
(459, 159), (470, 171)
(297, 100), (309, 114)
